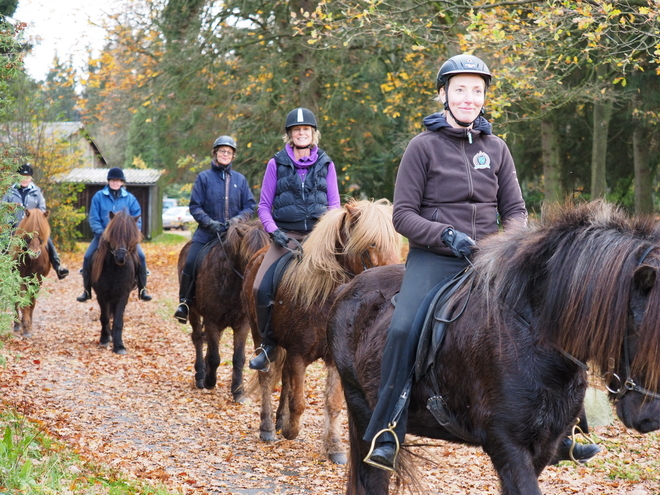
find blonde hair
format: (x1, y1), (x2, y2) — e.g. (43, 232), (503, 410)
(282, 128), (321, 147)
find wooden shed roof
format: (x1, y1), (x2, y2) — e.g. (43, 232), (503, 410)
(58, 168), (163, 185)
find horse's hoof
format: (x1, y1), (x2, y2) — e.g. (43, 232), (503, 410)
(233, 393), (247, 404)
(204, 379), (217, 390)
(22, 332), (32, 339)
(328, 453), (348, 465)
(260, 430), (276, 442)
(194, 379), (205, 389)
(113, 348), (127, 355)
(98, 342), (109, 348)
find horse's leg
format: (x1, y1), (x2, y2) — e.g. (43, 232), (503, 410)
(13, 303), (22, 334)
(22, 302), (35, 338)
(230, 321), (248, 403)
(281, 353), (307, 440)
(203, 322), (221, 389)
(258, 362), (279, 442)
(98, 300), (111, 347)
(111, 296), (130, 355)
(189, 312), (206, 389)
(324, 364), (347, 464)
(486, 443), (543, 495)
(275, 351), (291, 432)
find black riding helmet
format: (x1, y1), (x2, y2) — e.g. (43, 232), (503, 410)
(107, 167), (126, 181)
(436, 54), (491, 128)
(285, 108), (317, 131)
(212, 135), (237, 152)
(17, 163), (34, 176)
(436, 54), (491, 92)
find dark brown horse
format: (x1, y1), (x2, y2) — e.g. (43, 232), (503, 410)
(12, 208), (51, 337)
(177, 219), (269, 401)
(328, 201), (660, 495)
(91, 211), (142, 355)
(243, 198), (402, 463)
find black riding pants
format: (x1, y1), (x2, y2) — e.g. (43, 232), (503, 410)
(364, 248), (468, 444)
(179, 240), (207, 301)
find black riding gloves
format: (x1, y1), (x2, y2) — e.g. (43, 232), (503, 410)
(441, 227), (476, 259)
(228, 216), (242, 227)
(207, 220), (228, 233)
(270, 229), (290, 248)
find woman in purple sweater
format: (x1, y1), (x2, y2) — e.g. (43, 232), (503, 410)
(249, 107), (341, 372)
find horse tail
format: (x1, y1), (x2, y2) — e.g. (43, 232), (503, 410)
(91, 240), (109, 284)
(243, 350), (286, 399)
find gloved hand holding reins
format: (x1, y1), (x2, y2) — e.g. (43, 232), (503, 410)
(270, 229), (290, 248)
(441, 227), (476, 259)
(207, 220), (228, 233)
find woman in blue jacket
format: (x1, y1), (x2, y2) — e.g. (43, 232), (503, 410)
(173, 135), (256, 323)
(77, 167), (151, 302)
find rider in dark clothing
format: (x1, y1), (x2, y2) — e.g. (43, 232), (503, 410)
(2, 163), (69, 280)
(173, 135), (256, 324)
(363, 54), (599, 472)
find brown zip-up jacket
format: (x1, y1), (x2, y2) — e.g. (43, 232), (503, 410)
(393, 113), (527, 257)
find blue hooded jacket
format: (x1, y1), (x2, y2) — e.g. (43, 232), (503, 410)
(89, 185), (142, 237)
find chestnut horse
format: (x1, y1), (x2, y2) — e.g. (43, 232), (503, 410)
(243, 198), (402, 463)
(91, 211), (142, 355)
(327, 201), (660, 495)
(12, 208), (51, 337)
(177, 219), (269, 401)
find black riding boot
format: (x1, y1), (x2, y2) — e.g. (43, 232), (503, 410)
(364, 430), (398, 471)
(174, 271), (194, 323)
(76, 261), (92, 302)
(136, 262), (152, 301)
(550, 409), (600, 464)
(47, 238), (69, 280)
(248, 280), (278, 371)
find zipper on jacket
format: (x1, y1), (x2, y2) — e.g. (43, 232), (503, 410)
(301, 177), (307, 231)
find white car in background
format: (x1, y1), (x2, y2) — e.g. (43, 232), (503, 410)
(163, 206), (194, 230)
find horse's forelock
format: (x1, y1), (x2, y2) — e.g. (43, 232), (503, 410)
(631, 252), (660, 392)
(344, 199), (401, 265)
(17, 209), (51, 243)
(102, 211), (142, 250)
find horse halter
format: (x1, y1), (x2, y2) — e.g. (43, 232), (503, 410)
(606, 244), (660, 402)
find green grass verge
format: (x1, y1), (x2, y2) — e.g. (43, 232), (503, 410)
(147, 233), (189, 245)
(0, 408), (179, 495)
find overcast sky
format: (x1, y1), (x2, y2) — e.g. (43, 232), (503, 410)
(14, 0), (121, 81)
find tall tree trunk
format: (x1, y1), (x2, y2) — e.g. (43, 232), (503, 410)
(591, 64), (614, 199)
(541, 118), (562, 204)
(632, 125), (654, 215)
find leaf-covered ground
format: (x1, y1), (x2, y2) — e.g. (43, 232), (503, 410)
(1, 238), (659, 494)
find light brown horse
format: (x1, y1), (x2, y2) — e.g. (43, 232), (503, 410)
(13, 208), (51, 337)
(177, 219), (269, 401)
(243, 198), (402, 463)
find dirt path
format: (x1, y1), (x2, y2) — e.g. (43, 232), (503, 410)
(1, 240), (658, 494)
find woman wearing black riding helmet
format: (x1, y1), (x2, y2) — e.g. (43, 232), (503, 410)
(248, 107), (341, 372)
(173, 135), (256, 323)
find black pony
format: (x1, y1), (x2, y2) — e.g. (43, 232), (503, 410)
(91, 210), (142, 355)
(328, 201), (660, 495)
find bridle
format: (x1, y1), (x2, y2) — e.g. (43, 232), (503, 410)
(604, 244), (660, 402)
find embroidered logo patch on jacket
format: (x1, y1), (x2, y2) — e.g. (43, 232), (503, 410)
(473, 151), (491, 170)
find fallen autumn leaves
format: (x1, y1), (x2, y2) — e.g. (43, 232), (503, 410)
(1, 238), (659, 494)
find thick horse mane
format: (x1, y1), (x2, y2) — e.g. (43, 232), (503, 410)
(17, 209), (51, 246)
(472, 200), (660, 390)
(91, 211), (142, 283)
(225, 219), (270, 273)
(280, 198), (400, 309)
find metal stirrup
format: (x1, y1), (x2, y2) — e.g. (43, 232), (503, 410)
(363, 424), (400, 472)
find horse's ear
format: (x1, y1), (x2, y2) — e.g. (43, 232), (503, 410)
(24, 209), (31, 218)
(345, 201), (362, 221)
(109, 211), (115, 219)
(633, 265), (657, 294)
(43, 210), (49, 218)
(133, 214), (141, 223)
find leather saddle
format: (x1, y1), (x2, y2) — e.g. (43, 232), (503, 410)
(414, 267), (474, 380)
